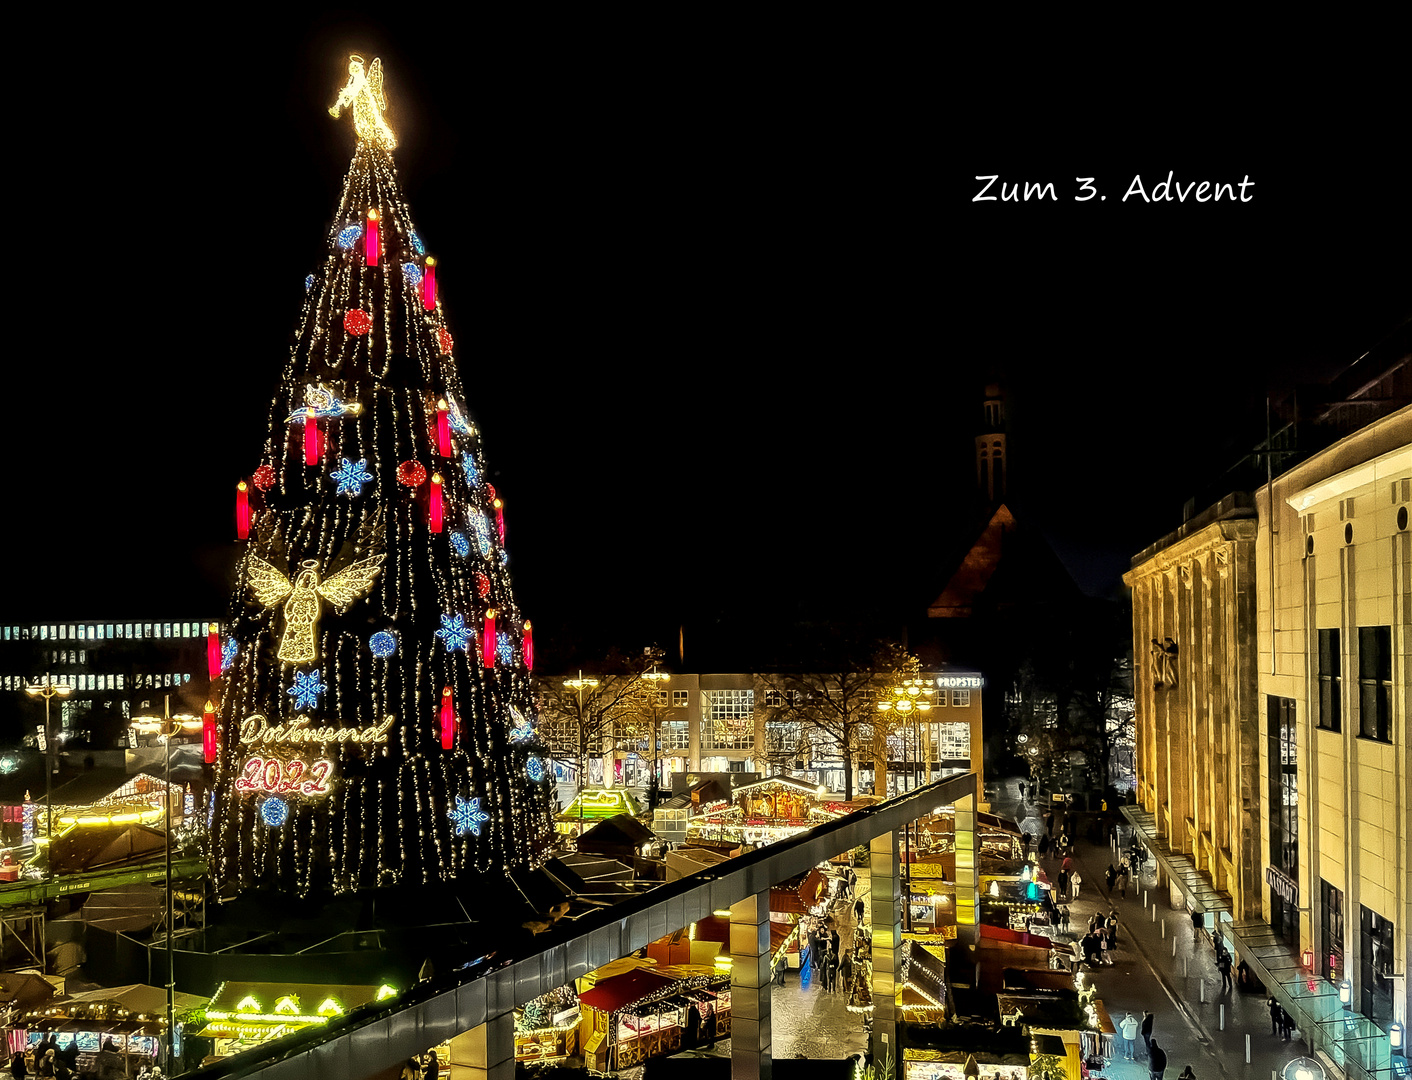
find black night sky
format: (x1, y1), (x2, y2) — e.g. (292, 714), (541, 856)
(5, 17), (1408, 668)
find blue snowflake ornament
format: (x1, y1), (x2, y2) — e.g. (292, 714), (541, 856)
(304, 274), (315, 292)
(450, 532), (470, 557)
(331, 458), (373, 497)
(261, 798), (289, 827)
(526, 757), (545, 783)
(409, 229), (425, 256)
(496, 631), (514, 665)
(337, 224), (363, 249)
(436, 614), (472, 653)
(450, 795), (489, 837)
(287, 669), (328, 711)
(221, 636), (239, 673)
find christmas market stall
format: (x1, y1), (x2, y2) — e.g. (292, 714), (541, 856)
(684, 776), (844, 851)
(556, 788), (640, 837)
(576, 965), (731, 1072)
(513, 985), (581, 1066)
(191, 980), (393, 1060)
(22, 983), (207, 1076)
(995, 973), (1115, 1080)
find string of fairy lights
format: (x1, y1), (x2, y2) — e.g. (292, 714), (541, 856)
(207, 59), (554, 897)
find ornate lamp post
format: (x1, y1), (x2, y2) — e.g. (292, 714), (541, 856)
(24, 675), (72, 882)
(641, 665), (671, 812)
(563, 672), (599, 836)
(877, 662), (933, 930)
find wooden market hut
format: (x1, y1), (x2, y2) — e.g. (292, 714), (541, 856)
(22, 983), (207, 1076)
(577, 967), (730, 1072)
(193, 980), (389, 1061)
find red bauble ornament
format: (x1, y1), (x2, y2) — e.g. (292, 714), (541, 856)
(343, 309), (372, 336)
(438, 328), (454, 355)
(396, 461), (427, 488)
(253, 464), (276, 491)
(475, 572), (490, 598)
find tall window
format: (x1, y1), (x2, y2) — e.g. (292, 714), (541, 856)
(1359, 905), (1395, 1022)
(659, 720), (689, 751)
(701, 689), (754, 751)
(1317, 629), (1341, 732)
(1320, 879), (1344, 984)
(1357, 626), (1392, 742)
(1267, 696), (1298, 944)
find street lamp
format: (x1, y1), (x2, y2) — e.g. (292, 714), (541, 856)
(563, 672), (599, 837)
(641, 665), (671, 813)
(134, 697), (202, 1073)
(877, 662), (934, 932)
(25, 674), (72, 881)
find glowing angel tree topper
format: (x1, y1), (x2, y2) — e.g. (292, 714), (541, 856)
(208, 57), (554, 898)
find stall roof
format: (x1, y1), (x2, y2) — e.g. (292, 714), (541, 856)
(0, 973), (57, 1012)
(577, 814), (655, 850)
(977, 811), (1022, 836)
(578, 969), (676, 1014)
(208, 981), (379, 1016)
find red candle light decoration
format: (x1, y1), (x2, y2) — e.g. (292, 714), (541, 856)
(366, 208), (380, 266)
(422, 257), (437, 310)
(207, 623), (222, 680)
(440, 686), (455, 750)
(436, 399), (451, 456)
(235, 480), (250, 540)
(493, 498), (505, 543)
(523, 620), (534, 671)
(429, 472), (444, 532)
(304, 407), (319, 466)
(203, 701), (218, 764)
(483, 609), (496, 669)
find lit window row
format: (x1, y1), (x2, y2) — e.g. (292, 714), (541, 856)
(1, 621), (219, 643)
(0, 672), (192, 692)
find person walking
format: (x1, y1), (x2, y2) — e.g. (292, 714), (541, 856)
(1120, 1012), (1140, 1060)
(8, 1050), (26, 1080)
(1279, 1004), (1294, 1041)
(1118, 865), (1129, 899)
(1045, 811), (1055, 838)
(1106, 864), (1117, 891)
(841, 949), (854, 995)
(1071, 870), (1083, 901)
(1268, 997), (1281, 1036)
(1148, 1039), (1167, 1080)
(1140, 1011), (1154, 1055)
(423, 1052), (439, 1080)
(1218, 950), (1233, 993)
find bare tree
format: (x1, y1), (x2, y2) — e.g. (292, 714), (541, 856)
(759, 640), (909, 801)
(534, 648), (663, 823)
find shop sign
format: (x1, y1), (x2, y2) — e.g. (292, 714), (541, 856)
(935, 675), (983, 689)
(1266, 866), (1297, 905)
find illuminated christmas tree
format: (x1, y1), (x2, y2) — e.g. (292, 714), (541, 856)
(207, 56), (555, 897)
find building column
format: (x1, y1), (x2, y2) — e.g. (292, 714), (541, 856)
(869, 829), (902, 1068)
(730, 889), (772, 1080)
(954, 792), (978, 942)
(452, 1011), (514, 1079)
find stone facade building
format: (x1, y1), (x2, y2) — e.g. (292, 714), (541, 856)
(1124, 496), (1263, 919)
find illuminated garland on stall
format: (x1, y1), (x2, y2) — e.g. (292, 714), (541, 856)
(206, 56), (554, 897)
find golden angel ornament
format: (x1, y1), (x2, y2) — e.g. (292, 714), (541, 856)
(246, 553), (386, 664)
(328, 55), (397, 150)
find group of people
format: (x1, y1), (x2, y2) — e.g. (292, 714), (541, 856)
(9, 1037), (127, 1079)
(1268, 997), (1297, 1041)
(1104, 860), (1132, 898)
(1116, 1010), (1198, 1080)
(399, 1050), (440, 1079)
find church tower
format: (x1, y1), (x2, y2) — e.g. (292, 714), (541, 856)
(974, 383), (1007, 502)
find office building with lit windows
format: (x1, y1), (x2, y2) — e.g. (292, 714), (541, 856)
(0, 618), (220, 746)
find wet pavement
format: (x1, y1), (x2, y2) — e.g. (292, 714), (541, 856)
(988, 777), (1318, 1080)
